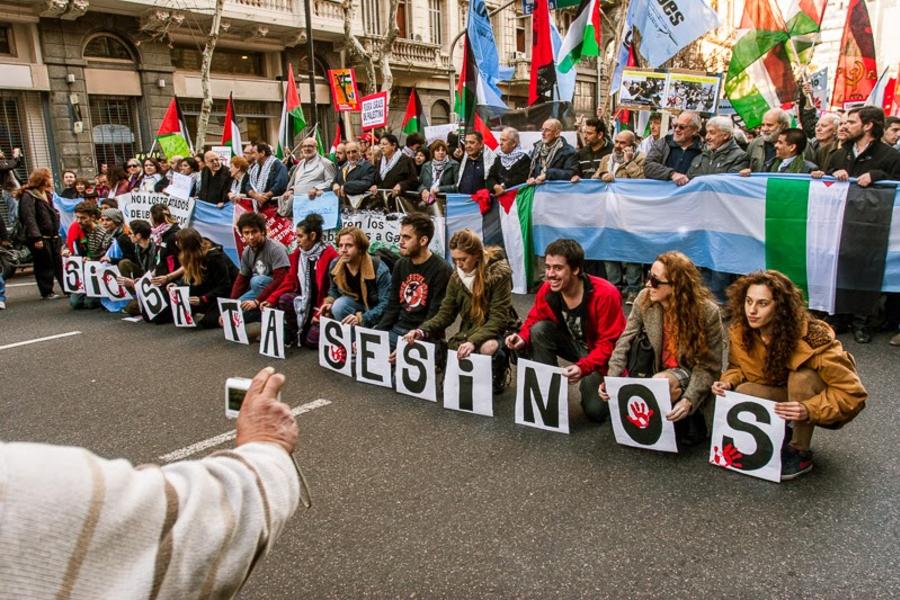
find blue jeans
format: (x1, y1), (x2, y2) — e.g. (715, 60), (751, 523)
(332, 296), (365, 322)
(237, 274), (272, 322)
(604, 261), (643, 295)
(0, 270), (5, 302)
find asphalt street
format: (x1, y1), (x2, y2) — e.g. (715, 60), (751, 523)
(1, 275), (899, 599)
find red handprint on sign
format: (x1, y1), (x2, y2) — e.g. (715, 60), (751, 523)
(625, 400), (654, 429)
(231, 312), (242, 330)
(329, 344), (347, 365)
(712, 444), (744, 469)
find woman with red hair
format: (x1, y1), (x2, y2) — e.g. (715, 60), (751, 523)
(16, 168), (64, 298)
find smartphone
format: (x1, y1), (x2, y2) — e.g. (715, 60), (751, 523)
(225, 377), (252, 419)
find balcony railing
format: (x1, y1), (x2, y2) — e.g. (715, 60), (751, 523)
(229, 0), (294, 11)
(361, 37), (447, 70)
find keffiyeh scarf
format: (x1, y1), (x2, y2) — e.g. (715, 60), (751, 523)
(497, 146), (527, 170)
(293, 241), (327, 337)
(249, 156), (276, 193)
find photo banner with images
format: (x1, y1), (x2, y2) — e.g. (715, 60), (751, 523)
(328, 68), (361, 112)
(618, 69), (668, 110)
(121, 192), (196, 228)
(661, 71), (721, 114)
(709, 391), (786, 483)
(605, 376), (678, 453)
(360, 91), (389, 130)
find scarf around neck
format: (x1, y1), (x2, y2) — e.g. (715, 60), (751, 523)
(531, 137), (563, 173)
(229, 173), (245, 196)
(380, 151), (402, 180)
(151, 222), (172, 246)
(250, 156), (276, 192)
(430, 157), (450, 187)
(292, 241), (326, 339)
(457, 266), (476, 292)
(498, 146), (527, 170)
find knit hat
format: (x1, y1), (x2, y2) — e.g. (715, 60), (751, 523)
(102, 208), (124, 225)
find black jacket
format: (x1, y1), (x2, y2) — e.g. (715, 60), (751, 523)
(826, 139), (900, 182)
(198, 167), (232, 204)
(374, 154), (419, 194)
(487, 155), (531, 191)
(154, 225), (181, 277)
(574, 141), (613, 178)
(110, 228), (137, 264)
(334, 160), (376, 195)
(18, 190), (60, 241)
(186, 248), (235, 304)
(529, 138), (577, 180)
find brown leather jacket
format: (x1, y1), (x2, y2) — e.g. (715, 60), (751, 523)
(721, 318), (867, 426)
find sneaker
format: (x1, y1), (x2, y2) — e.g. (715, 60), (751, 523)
(0, 300), (5, 310)
(890, 331), (900, 347)
(781, 446), (814, 481)
(852, 326), (872, 344)
(492, 363), (511, 394)
(42, 293), (60, 300)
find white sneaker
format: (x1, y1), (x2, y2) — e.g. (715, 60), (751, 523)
(0, 301), (6, 310)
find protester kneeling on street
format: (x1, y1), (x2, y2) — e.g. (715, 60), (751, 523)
(115, 219), (156, 316)
(377, 213), (452, 350)
(711, 270), (868, 480)
(599, 252), (724, 447)
(220, 212), (290, 327)
(260, 213), (338, 347)
(408, 229), (517, 393)
(320, 226), (391, 328)
(506, 239), (626, 422)
(166, 227), (236, 328)
(0, 367), (302, 597)
(65, 200), (112, 310)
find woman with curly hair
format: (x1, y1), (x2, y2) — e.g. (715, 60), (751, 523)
(711, 270), (867, 480)
(600, 251), (724, 447)
(405, 229), (517, 393)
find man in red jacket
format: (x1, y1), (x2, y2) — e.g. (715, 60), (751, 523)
(506, 239), (626, 423)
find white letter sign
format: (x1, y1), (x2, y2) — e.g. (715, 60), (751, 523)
(355, 326), (392, 388)
(62, 256), (85, 294)
(605, 376), (678, 453)
(168, 286), (196, 328)
(443, 351), (493, 417)
(394, 338), (437, 402)
(318, 317), (352, 377)
(709, 391), (786, 483)
(514, 358), (569, 434)
(82, 261), (106, 298)
(259, 307), (286, 359)
(136, 272), (169, 321)
(98, 264), (132, 300)
(217, 298), (248, 344)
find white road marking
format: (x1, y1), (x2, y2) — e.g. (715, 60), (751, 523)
(6, 281), (37, 287)
(0, 330), (82, 351)
(158, 398), (332, 463)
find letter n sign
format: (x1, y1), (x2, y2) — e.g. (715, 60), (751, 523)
(514, 358), (569, 434)
(709, 391), (786, 483)
(605, 376), (678, 453)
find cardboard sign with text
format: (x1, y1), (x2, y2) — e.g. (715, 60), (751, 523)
(709, 391), (786, 483)
(606, 376), (678, 453)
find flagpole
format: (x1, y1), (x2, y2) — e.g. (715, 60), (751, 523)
(604, 0), (631, 119)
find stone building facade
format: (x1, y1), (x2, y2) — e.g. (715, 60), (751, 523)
(0, 0), (609, 183)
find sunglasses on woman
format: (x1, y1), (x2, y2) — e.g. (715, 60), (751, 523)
(647, 274), (672, 289)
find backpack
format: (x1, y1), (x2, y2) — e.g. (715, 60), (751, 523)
(371, 246), (399, 274)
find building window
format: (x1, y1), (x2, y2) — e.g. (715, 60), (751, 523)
(0, 96), (27, 181)
(397, 0), (410, 38)
(362, 0), (383, 34)
(181, 99), (275, 150)
(516, 12), (527, 53)
(171, 46), (265, 76)
(83, 34), (134, 62)
(428, 0), (443, 45)
(0, 24), (13, 56)
(431, 100), (450, 125)
(89, 96), (139, 168)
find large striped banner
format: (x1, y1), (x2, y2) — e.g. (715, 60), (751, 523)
(447, 174), (900, 314)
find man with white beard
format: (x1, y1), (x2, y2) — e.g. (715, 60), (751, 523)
(742, 108), (791, 173)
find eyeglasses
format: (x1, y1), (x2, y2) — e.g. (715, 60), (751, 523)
(301, 145), (316, 149)
(672, 124), (691, 130)
(127, 163), (139, 168)
(647, 274), (672, 289)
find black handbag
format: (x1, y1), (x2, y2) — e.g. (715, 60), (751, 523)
(625, 329), (655, 378)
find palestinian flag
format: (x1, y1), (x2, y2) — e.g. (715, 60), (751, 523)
(497, 186), (535, 294)
(155, 97), (193, 159)
(401, 89), (427, 136)
(328, 121), (344, 161)
(277, 63), (307, 159)
(221, 92), (243, 157)
(557, 0), (602, 74)
(315, 125), (326, 156)
(831, 0), (878, 109)
(765, 178), (895, 314)
(783, 0), (826, 66)
(528, 0), (557, 105)
(724, 0), (799, 129)
(455, 34), (499, 150)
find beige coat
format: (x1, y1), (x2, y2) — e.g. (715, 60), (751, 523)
(607, 288), (724, 411)
(592, 152), (645, 180)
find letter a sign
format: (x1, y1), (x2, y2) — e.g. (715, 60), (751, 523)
(709, 391), (786, 483)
